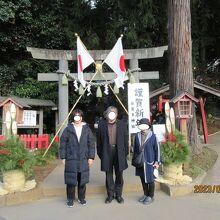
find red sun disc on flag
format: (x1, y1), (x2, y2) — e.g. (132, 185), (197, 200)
(78, 54), (83, 72)
(119, 55), (125, 72)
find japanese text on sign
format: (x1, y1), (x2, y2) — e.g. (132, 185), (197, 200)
(128, 83), (150, 133)
(22, 110), (37, 126)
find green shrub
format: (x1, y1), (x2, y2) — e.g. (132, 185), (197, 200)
(0, 137), (35, 176)
(160, 130), (190, 165)
(34, 135), (58, 166)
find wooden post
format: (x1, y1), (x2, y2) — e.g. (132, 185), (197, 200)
(180, 118), (188, 143)
(39, 109), (43, 134)
(180, 118), (189, 171)
(159, 95), (163, 112)
(199, 97), (208, 144)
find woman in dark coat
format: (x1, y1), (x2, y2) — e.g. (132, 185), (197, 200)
(97, 106), (128, 204)
(59, 109), (95, 207)
(132, 118), (160, 205)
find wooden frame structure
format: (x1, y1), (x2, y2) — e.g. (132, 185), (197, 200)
(0, 96), (56, 135)
(150, 82), (220, 144)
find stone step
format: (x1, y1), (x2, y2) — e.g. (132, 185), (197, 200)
(42, 182), (161, 198)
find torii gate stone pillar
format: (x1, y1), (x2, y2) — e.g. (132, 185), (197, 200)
(58, 60), (69, 131)
(27, 46), (167, 134)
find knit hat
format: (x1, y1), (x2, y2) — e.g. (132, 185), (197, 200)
(138, 118), (151, 127)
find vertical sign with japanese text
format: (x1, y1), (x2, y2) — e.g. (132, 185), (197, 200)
(128, 83), (150, 133)
(22, 110), (37, 126)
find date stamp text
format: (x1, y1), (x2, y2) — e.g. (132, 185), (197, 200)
(194, 185), (220, 193)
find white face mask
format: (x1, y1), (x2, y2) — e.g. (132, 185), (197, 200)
(108, 111), (116, 120)
(138, 124), (150, 130)
(74, 115), (81, 122)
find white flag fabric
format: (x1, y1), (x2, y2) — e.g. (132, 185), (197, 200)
(104, 37), (126, 88)
(77, 37), (94, 87)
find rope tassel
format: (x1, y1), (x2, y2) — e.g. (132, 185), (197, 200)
(62, 74), (68, 85)
(96, 86), (102, 97)
(113, 84), (119, 94)
(129, 73), (136, 84)
(79, 84), (85, 95)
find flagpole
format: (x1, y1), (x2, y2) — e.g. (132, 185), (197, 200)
(100, 35), (128, 115)
(43, 69), (99, 157)
(109, 84), (128, 115)
(75, 33), (93, 57)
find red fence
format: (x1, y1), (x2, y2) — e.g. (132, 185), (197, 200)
(0, 134), (50, 149)
(0, 135), (5, 142)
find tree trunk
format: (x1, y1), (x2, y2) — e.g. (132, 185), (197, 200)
(168, 0), (202, 155)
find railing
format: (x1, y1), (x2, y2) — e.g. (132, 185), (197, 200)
(0, 135), (5, 142)
(20, 134), (49, 149)
(0, 134), (52, 149)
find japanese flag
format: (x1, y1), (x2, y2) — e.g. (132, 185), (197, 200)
(104, 37), (126, 88)
(77, 37), (95, 87)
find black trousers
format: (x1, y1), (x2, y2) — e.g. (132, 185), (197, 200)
(105, 146), (124, 198)
(140, 176), (155, 198)
(66, 172), (86, 201)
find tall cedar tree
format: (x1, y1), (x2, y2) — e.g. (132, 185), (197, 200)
(168, 0), (202, 155)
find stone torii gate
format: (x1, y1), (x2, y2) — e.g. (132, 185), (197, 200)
(27, 46), (168, 132)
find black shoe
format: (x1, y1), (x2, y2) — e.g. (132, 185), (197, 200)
(78, 199), (87, 205)
(116, 196), (124, 204)
(66, 200), (74, 207)
(105, 196), (113, 204)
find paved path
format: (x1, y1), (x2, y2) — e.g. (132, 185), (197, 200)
(202, 131), (220, 185)
(0, 132), (220, 220)
(0, 192), (219, 220)
(41, 154), (144, 197)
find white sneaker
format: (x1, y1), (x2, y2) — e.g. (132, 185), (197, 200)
(143, 196), (154, 205)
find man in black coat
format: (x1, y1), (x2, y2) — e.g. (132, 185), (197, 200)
(97, 106), (128, 204)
